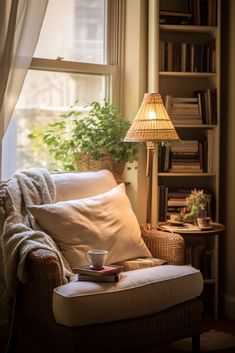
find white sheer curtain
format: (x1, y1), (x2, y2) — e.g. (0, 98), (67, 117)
(0, 0), (48, 177)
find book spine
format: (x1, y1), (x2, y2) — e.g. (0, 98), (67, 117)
(181, 43), (187, 72)
(78, 274), (120, 282)
(167, 42), (173, 71)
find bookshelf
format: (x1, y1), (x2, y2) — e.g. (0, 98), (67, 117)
(148, 0), (221, 317)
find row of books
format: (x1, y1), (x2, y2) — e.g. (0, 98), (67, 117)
(191, 0), (217, 26)
(159, 0), (217, 26)
(158, 186), (212, 222)
(159, 40), (215, 73)
(158, 135), (213, 174)
(165, 91), (217, 125)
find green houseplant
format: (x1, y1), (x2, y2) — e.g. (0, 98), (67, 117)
(184, 188), (207, 224)
(29, 101), (138, 181)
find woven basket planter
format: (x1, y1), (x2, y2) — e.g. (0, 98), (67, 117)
(76, 154), (126, 183)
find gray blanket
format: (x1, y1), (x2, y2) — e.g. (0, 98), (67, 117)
(0, 168), (68, 351)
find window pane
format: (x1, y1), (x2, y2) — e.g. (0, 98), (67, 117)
(17, 69), (107, 108)
(34, 0), (106, 64)
(2, 70), (108, 178)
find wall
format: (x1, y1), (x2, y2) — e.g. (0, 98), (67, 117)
(220, 0), (235, 319)
(123, 0), (148, 223)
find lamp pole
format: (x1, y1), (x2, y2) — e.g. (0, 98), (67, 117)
(146, 141), (155, 223)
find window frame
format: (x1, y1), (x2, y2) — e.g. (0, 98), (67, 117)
(30, 57), (117, 103)
(28, 0), (125, 108)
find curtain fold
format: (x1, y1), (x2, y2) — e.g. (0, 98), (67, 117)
(0, 0), (48, 142)
(0, 0), (48, 345)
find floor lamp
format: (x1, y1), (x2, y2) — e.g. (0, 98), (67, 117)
(124, 93), (179, 223)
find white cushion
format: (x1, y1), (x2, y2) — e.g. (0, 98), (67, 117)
(28, 184), (151, 269)
(52, 265), (203, 327)
(52, 169), (117, 202)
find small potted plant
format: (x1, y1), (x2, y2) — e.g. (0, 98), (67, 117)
(184, 188), (207, 224)
(29, 100), (139, 182)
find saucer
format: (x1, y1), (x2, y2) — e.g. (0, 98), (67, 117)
(198, 225), (213, 230)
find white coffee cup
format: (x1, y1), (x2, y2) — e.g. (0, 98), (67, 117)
(85, 249), (108, 269)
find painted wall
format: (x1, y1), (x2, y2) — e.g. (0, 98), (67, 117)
(220, 0), (235, 319)
(123, 0), (148, 224)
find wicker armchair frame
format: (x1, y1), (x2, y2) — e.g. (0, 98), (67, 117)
(10, 225), (202, 353)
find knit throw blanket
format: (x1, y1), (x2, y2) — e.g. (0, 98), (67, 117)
(0, 168), (68, 349)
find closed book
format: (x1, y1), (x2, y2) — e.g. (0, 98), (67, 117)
(172, 42), (180, 71)
(78, 274), (120, 282)
(165, 94), (172, 112)
(167, 42), (173, 71)
(73, 265), (123, 277)
(181, 43), (187, 72)
(159, 41), (165, 71)
(159, 184), (168, 221)
(164, 144), (171, 171)
(211, 89), (217, 124)
(207, 129), (213, 173)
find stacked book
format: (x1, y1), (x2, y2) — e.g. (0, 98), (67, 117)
(73, 265), (123, 282)
(158, 138), (210, 173)
(166, 187), (191, 221)
(169, 140), (203, 173)
(158, 187), (188, 221)
(165, 95), (202, 125)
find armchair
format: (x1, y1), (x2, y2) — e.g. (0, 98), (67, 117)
(0, 169), (203, 353)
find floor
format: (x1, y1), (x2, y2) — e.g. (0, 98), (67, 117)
(150, 315), (235, 353)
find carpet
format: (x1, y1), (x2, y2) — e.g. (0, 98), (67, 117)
(171, 329), (235, 352)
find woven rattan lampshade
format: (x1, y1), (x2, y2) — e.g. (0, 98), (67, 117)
(124, 92), (179, 142)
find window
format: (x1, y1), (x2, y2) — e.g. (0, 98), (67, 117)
(34, 0), (106, 64)
(2, 0), (120, 179)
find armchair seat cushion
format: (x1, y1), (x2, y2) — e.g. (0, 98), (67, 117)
(52, 265), (203, 327)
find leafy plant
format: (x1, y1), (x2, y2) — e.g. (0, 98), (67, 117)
(28, 100), (139, 172)
(185, 188), (207, 217)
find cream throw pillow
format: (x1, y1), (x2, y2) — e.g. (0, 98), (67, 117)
(28, 183), (151, 269)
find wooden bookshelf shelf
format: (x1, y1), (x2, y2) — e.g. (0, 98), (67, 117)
(160, 24), (217, 33)
(158, 173), (216, 177)
(159, 72), (216, 78)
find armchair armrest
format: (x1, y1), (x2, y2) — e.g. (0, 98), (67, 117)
(17, 249), (64, 324)
(140, 224), (185, 265)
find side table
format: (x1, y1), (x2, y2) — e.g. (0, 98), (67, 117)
(158, 222), (225, 319)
